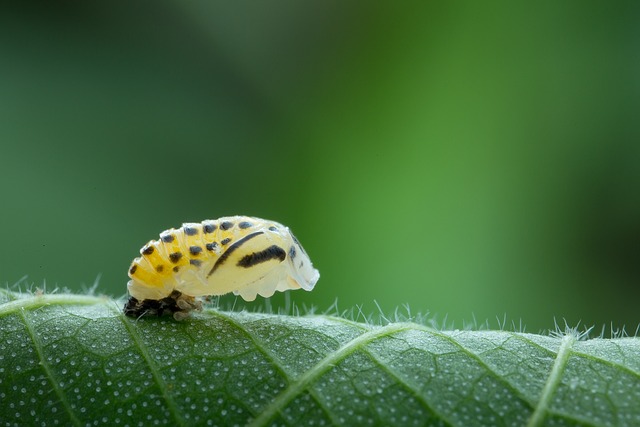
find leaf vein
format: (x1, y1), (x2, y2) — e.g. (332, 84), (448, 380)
(526, 334), (575, 427)
(513, 334), (640, 380)
(107, 301), (187, 427)
(426, 328), (538, 409)
(247, 322), (414, 427)
(0, 294), (105, 318)
(18, 307), (83, 427)
(362, 347), (455, 426)
(206, 310), (341, 425)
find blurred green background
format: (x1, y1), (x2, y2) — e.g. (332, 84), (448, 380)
(1, 2), (638, 333)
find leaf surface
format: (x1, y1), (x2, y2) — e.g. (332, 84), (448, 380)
(1, 290), (639, 427)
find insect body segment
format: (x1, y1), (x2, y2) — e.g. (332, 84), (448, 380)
(124, 216), (320, 319)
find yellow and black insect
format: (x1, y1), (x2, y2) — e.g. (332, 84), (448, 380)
(124, 216), (319, 320)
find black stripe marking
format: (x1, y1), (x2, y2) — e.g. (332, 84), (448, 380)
(237, 245), (286, 269)
(207, 231), (264, 277)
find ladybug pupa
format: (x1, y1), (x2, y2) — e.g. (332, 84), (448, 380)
(124, 216), (320, 320)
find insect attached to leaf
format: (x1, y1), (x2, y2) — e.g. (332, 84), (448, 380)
(124, 216), (319, 320)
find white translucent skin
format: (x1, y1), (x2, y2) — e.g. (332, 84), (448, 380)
(127, 218), (319, 302)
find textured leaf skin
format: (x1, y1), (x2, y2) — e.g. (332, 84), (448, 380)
(1, 291), (639, 427)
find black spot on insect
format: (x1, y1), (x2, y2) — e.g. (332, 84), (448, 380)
(239, 221), (252, 229)
(184, 226), (198, 236)
(169, 252), (183, 263)
(203, 224), (216, 234)
(142, 246), (154, 255)
(189, 246), (202, 256)
(129, 265), (138, 275)
(208, 231), (264, 276)
(206, 242), (218, 251)
(161, 234), (175, 243)
(289, 246), (297, 259)
(156, 265), (164, 273)
(221, 238), (231, 245)
(173, 266), (180, 273)
(237, 245), (287, 268)
(268, 226), (278, 232)
(220, 221), (234, 231)
(190, 259), (202, 267)
(299, 261), (304, 269)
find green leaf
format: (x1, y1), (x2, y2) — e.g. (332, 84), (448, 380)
(1, 290), (639, 427)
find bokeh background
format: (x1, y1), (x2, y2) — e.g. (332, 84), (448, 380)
(1, 2), (638, 333)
